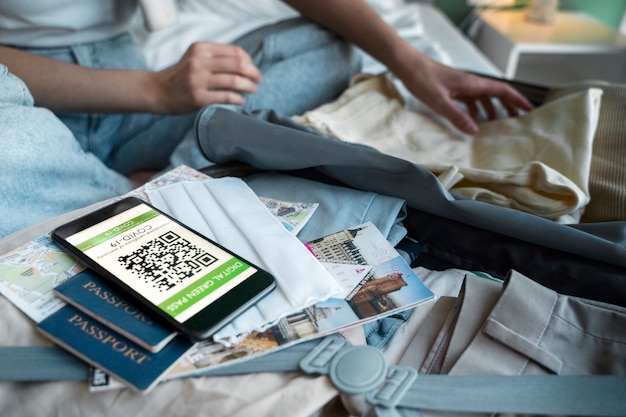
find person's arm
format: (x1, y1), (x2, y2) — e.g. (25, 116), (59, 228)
(0, 42), (261, 114)
(283, 0), (533, 134)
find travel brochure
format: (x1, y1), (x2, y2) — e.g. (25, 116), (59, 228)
(258, 197), (318, 235)
(164, 221), (433, 382)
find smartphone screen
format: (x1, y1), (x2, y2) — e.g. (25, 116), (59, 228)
(53, 197), (275, 340)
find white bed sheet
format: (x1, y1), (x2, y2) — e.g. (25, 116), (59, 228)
(1, 3), (504, 416)
(136, 1), (501, 77)
(416, 4), (502, 76)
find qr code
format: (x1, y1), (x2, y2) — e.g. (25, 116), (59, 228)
(117, 231), (218, 292)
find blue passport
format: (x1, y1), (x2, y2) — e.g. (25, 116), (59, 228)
(37, 304), (194, 392)
(53, 268), (177, 353)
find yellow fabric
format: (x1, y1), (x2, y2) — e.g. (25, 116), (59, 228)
(294, 74), (602, 223)
(546, 81), (626, 223)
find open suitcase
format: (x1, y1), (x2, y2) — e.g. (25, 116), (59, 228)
(1, 77), (625, 416)
(191, 75), (626, 415)
(194, 75), (626, 307)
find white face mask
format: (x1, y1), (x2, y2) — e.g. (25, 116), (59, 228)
(147, 177), (342, 342)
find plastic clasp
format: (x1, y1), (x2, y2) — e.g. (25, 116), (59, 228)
(366, 365), (417, 409)
(299, 335), (350, 375)
(300, 335), (390, 396)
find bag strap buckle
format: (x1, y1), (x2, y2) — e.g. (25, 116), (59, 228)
(300, 334), (417, 414)
(299, 335), (350, 375)
(367, 365), (417, 409)
(300, 334), (390, 396)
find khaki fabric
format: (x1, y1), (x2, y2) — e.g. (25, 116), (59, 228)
(295, 74), (602, 223)
(369, 270), (626, 417)
(546, 81), (626, 222)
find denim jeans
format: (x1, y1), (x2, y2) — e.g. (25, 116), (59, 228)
(0, 65), (132, 238)
(18, 18), (361, 174)
(233, 17), (361, 117)
(171, 17), (362, 171)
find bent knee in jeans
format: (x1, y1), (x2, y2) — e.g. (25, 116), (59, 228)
(235, 17), (363, 116)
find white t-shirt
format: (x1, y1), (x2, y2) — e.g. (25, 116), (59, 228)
(134, 0), (298, 70)
(0, 0), (137, 47)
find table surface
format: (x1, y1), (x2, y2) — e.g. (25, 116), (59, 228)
(479, 9), (626, 47)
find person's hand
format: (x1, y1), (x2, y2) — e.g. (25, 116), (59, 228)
(150, 42), (262, 114)
(398, 56), (533, 134)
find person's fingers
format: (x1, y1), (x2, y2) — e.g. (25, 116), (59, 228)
(473, 78), (533, 114)
(479, 96), (498, 120)
(202, 72), (259, 94)
(186, 42), (262, 83)
(452, 75), (533, 121)
(500, 100), (524, 118)
(192, 89), (247, 107)
(437, 96), (479, 134)
(465, 99), (480, 121)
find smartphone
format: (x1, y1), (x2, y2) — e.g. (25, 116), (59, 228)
(52, 196), (276, 341)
